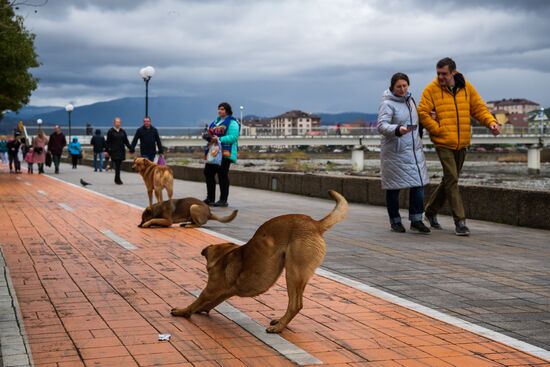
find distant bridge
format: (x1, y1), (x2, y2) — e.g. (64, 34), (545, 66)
(159, 133), (547, 148)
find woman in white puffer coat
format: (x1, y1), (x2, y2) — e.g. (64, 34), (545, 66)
(377, 73), (430, 234)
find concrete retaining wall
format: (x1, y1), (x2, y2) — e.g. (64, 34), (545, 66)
(76, 159), (549, 230)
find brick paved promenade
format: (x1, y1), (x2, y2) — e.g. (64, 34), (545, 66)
(0, 164), (549, 366)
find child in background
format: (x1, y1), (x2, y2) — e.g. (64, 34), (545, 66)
(0, 136), (8, 166)
(24, 146), (34, 174)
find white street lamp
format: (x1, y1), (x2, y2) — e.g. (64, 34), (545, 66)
(65, 104), (74, 139)
(140, 66), (155, 117)
(37, 118), (43, 134)
(240, 105), (244, 135)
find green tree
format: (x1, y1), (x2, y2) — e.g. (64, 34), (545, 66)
(0, 0), (39, 119)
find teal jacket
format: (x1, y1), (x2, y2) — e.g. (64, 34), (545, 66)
(216, 118), (240, 163)
(68, 140), (81, 155)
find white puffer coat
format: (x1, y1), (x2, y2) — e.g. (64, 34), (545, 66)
(377, 90), (429, 190)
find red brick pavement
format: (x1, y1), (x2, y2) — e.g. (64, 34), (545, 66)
(0, 171), (548, 367)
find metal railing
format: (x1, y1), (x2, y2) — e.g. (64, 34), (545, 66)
(21, 125), (549, 138)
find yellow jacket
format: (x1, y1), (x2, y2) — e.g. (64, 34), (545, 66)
(418, 74), (496, 150)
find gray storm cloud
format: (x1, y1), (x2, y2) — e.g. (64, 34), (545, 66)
(17, 0), (550, 111)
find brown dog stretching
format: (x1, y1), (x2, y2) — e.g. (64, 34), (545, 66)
(171, 190), (348, 333)
(139, 197), (238, 228)
(132, 157), (174, 208)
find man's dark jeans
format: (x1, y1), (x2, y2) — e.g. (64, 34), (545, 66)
(52, 154), (61, 173)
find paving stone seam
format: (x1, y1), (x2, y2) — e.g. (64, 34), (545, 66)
(0, 247), (34, 367)
(57, 203), (74, 212)
(43, 173), (550, 363)
(190, 290), (323, 365)
(100, 229), (138, 250)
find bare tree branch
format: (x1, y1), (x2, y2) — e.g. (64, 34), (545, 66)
(9, 0), (48, 8)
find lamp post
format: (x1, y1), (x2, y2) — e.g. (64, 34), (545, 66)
(65, 104), (74, 140)
(37, 118), (43, 135)
(140, 66), (155, 117)
(240, 105), (244, 135)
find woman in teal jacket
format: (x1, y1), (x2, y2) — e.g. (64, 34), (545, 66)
(202, 102), (240, 207)
(68, 137), (82, 169)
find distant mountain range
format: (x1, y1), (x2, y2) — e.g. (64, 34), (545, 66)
(1, 96), (377, 131)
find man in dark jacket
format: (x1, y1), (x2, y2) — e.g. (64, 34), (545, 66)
(47, 125), (67, 174)
(90, 129), (106, 172)
(7, 131), (21, 173)
(130, 116), (164, 162)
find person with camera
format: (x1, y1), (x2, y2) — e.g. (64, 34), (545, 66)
(377, 72), (430, 234)
(202, 102), (240, 207)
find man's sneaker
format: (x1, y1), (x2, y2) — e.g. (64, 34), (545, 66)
(203, 198), (214, 206)
(391, 223), (406, 233)
(410, 221), (431, 234)
(425, 214), (442, 229)
(455, 220), (470, 236)
(213, 200), (228, 207)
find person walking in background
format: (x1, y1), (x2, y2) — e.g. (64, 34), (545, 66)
(0, 136), (8, 165)
(377, 73), (430, 234)
(32, 131), (48, 174)
(68, 137), (82, 169)
(47, 125), (67, 174)
(130, 116), (164, 162)
(90, 129), (106, 172)
(202, 102), (240, 207)
(106, 117), (133, 185)
(418, 57), (501, 236)
(7, 131), (21, 173)
(24, 146), (34, 174)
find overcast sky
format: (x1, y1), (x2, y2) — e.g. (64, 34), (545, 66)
(16, 0), (550, 113)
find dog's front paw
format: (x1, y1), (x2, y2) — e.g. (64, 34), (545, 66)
(266, 324), (285, 333)
(269, 319), (279, 326)
(170, 308), (191, 318)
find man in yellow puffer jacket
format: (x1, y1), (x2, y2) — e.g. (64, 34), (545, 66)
(418, 57), (501, 236)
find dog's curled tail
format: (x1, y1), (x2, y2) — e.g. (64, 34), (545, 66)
(318, 190), (348, 232)
(209, 209), (238, 223)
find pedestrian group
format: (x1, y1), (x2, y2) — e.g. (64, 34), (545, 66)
(3, 57), (499, 236)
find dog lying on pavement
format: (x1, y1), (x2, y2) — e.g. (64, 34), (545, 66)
(132, 157), (174, 208)
(170, 190), (348, 333)
(139, 197), (238, 228)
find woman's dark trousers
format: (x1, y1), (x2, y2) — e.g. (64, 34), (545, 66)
(113, 159), (123, 183)
(386, 186), (425, 224)
(204, 158), (232, 202)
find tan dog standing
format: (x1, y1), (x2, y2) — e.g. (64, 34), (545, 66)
(139, 197), (238, 228)
(171, 190), (348, 333)
(132, 157), (174, 208)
